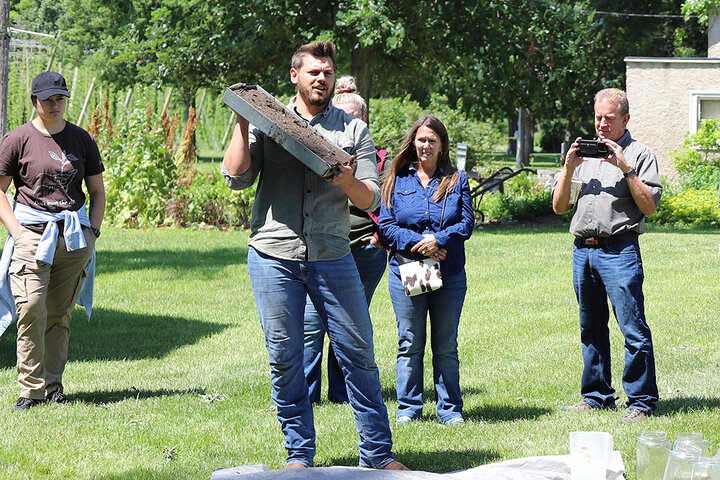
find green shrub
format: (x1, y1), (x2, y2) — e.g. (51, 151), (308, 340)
(650, 188), (720, 227)
(670, 144), (720, 191)
(369, 96), (425, 154)
(370, 95), (501, 170)
(99, 107), (180, 228)
(670, 117), (720, 190)
(165, 173), (255, 228)
(473, 174), (553, 222)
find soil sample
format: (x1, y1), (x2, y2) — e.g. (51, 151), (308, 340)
(222, 84), (352, 178)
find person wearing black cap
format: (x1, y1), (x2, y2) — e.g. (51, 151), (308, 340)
(0, 71), (105, 411)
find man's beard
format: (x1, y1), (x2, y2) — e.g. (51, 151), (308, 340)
(297, 81), (332, 108)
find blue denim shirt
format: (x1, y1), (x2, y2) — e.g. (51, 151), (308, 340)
(379, 166), (474, 277)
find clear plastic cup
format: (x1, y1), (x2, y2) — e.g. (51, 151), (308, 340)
(637, 431), (672, 480)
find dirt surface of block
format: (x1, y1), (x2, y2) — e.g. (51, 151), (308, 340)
(229, 85), (351, 167)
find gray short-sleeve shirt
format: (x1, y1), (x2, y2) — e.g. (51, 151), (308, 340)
(557, 130), (662, 237)
(222, 100), (379, 262)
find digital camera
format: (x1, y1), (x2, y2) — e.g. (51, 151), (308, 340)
(578, 139), (611, 158)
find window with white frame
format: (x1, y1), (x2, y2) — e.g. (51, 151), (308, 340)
(690, 90), (720, 135)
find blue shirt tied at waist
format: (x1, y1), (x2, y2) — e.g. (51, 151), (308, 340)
(0, 203), (96, 337)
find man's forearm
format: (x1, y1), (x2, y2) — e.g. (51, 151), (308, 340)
(343, 179), (376, 211)
(627, 176), (657, 216)
(223, 116), (252, 176)
(552, 167), (575, 214)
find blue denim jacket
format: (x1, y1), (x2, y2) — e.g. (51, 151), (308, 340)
(379, 166), (474, 277)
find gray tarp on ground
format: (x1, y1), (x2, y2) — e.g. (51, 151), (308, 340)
(211, 451), (625, 480)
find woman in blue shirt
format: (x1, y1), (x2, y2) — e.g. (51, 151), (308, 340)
(379, 114), (474, 426)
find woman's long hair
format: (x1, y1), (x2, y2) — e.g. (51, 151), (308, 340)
(382, 114), (459, 208)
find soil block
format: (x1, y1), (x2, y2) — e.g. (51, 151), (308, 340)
(222, 84), (352, 178)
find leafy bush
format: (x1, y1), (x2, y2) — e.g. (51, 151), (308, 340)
(650, 188), (720, 227)
(96, 106), (180, 228)
(369, 95), (425, 153)
(91, 101), (254, 229)
(165, 173), (255, 228)
(473, 173), (553, 222)
(670, 117), (720, 190)
(370, 95), (502, 170)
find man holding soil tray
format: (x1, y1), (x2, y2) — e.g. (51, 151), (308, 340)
(222, 40), (407, 471)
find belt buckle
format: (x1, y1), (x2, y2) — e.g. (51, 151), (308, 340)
(585, 237), (599, 248)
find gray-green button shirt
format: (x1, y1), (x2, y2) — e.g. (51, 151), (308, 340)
(222, 100), (379, 262)
(556, 130), (662, 237)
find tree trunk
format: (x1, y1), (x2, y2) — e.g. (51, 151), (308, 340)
(350, 45), (372, 120)
(0, 0), (10, 136)
(507, 115), (518, 156)
(525, 110), (535, 165)
(561, 123), (575, 166)
(516, 107), (529, 168)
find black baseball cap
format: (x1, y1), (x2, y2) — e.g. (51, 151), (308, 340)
(31, 72), (70, 100)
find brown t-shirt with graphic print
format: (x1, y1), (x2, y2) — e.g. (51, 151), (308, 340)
(0, 121), (104, 214)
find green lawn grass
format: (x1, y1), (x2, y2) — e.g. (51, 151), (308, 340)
(487, 152), (562, 171)
(0, 225), (718, 479)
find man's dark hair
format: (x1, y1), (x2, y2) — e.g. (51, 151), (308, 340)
(291, 41), (336, 71)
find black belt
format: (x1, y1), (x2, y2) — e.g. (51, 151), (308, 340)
(575, 231), (638, 248)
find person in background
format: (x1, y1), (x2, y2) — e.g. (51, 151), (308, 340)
(303, 75), (390, 405)
(552, 88), (662, 423)
(0, 71), (105, 411)
(222, 41), (406, 470)
(379, 114), (474, 426)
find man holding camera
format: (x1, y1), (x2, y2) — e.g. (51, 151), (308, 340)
(222, 40), (406, 470)
(552, 88), (662, 423)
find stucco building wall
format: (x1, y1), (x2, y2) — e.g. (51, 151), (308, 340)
(625, 57), (720, 179)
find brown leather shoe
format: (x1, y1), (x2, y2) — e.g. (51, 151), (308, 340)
(285, 463), (308, 469)
(620, 409), (650, 423)
(380, 460), (410, 470)
(562, 400), (595, 412)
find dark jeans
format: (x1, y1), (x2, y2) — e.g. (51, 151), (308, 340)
(303, 244), (387, 404)
(572, 239), (658, 411)
(248, 247), (395, 468)
(388, 268), (466, 422)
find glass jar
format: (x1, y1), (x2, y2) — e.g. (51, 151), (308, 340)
(637, 431), (672, 480)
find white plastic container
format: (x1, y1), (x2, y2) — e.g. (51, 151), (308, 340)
(570, 431), (614, 480)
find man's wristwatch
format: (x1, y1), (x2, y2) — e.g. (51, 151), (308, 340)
(91, 227), (101, 238)
(623, 168), (637, 178)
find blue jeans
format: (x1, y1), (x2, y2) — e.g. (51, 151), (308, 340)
(572, 240), (658, 412)
(304, 244), (387, 404)
(247, 247), (395, 468)
(388, 268), (466, 422)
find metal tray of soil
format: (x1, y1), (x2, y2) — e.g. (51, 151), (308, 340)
(222, 83), (352, 179)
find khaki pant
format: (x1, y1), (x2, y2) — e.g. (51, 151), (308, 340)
(9, 225), (95, 399)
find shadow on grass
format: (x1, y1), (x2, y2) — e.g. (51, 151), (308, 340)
(95, 470), (193, 480)
(0, 307), (230, 367)
(464, 403), (553, 423)
(379, 385), (484, 404)
(326, 448), (501, 472)
(97, 246), (248, 275)
(657, 395), (720, 415)
(70, 386), (206, 405)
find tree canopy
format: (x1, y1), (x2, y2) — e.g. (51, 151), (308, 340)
(9, 0), (707, 148)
